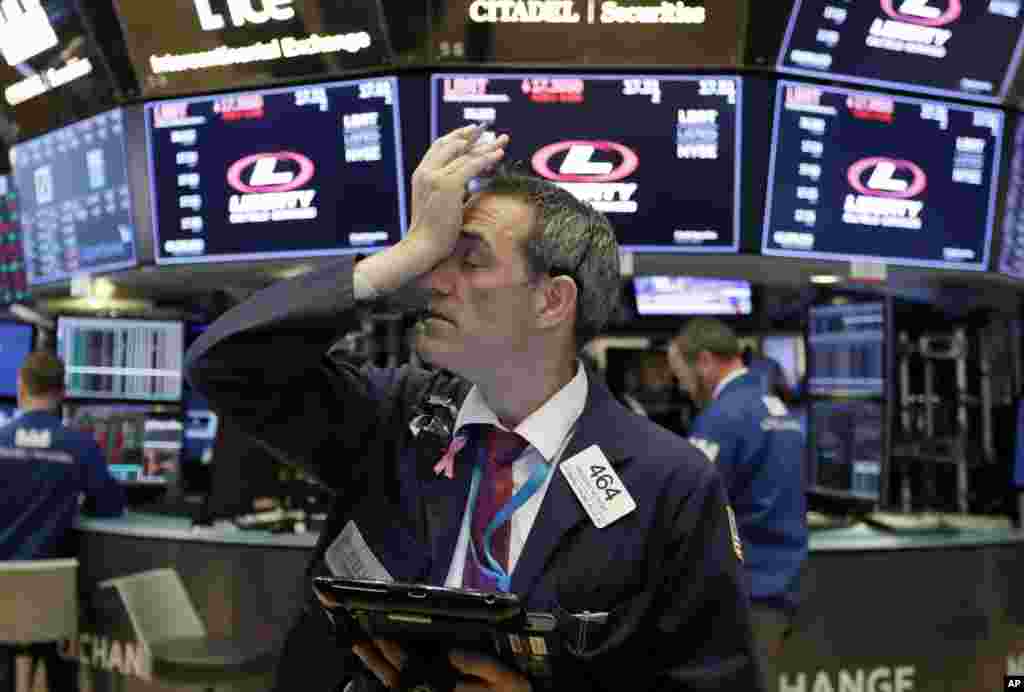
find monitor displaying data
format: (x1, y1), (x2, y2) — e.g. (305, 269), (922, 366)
(633, 276), (752, 315)
(762, 334), (806, 392)
(0, 322), (33, 398)
(56, 317), (184, 402)
(147, 77), (406, 264)
(998, 120), (1024, 279)
(0, 177), (28, 304)
(11, 109), (137, 285)
(807, 302), (886, 397)
(808, 399), (885, 501)
(763, 82), (1003, 270)
(432, 74), (742, 252)
(778, 0), (1024, 101)
(68, 404), (183, 485)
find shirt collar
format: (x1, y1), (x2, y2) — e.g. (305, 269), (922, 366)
(454, 361), (589, 464)
(712, 367), (748, 401)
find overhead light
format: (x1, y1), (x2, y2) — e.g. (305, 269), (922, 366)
(275, 264), (314, 280)
(93, 278), (115, 299)
(810, 275), (841, 285)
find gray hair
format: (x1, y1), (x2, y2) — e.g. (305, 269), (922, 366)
(477, 169), (621, 346)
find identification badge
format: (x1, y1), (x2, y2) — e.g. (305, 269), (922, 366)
(324, 521), (394, 582)
(560, 446), (636, 528)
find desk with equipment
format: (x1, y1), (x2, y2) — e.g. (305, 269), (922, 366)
(71, 513), (1024, 692)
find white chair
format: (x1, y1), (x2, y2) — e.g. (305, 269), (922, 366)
(99, 568), (275, 692)
(0, 559), (79, 692)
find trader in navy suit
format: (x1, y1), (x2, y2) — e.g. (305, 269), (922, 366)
(185, 125), (762, 692)
(668, 319), (808, 688)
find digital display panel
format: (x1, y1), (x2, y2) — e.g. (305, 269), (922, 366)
(0, 321), (33, 398)
(807, 302), (885, 397)
(56, 317), (184, 402)
(115, 0), (398, 98)
(11, 108), (137, 285)
(432, 74), (741, 252)
(146, 76), (406, 264)
(633, 276), (751, 315)
(998, 119), (1024, 279)
(430, 0), (742, 66)
(808, 399), (884, 501)
(0, 176), (29, 304)
(68, 404), (183, 485)
(778, 0), (1024, 101)
(763, 82), (1003, 270)
(0, 0), (120, 140)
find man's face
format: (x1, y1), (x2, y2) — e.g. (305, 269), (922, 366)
(414, 193), (544, 375)
(668, 341), (711, 405)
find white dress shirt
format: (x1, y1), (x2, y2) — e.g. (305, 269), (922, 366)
(444, 362), (588, 588)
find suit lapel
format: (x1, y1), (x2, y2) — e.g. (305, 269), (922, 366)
(422, 435), (477, 585)
(510, 376), (634, 598)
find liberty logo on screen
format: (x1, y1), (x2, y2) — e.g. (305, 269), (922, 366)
(869, 0), (957, 58)
(226, 152), (318, 225)
(843, 157), (926, 230)
(0, 0), (58, 66)
(880, 0), (961, 27)
(192, 0), (295, 31)
(531, 141), (639, 214)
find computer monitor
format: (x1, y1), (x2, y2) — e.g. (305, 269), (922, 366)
(805, 297), (891, 511)
(55, 317), (184, 402)
(0, 321), (34, 398)
(633, 276), (752, 316)
(807, 399), (886, 504)
(432, 73), (743, 252)
(762, 81), (1004, 270)
(777, 0), (1024, 102)
(145, 76), (406, 264)
(807, 302), (886, 398)
(180, 387), (219, 495)
(67, 404), (183, 486)
(10, 108), (139, 285)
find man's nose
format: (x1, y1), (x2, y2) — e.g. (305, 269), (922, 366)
(418, 255), (458, 296)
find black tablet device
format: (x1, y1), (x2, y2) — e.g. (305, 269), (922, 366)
(312, 576), (558, 692)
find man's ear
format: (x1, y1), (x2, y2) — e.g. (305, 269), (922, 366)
(536, 275), (578, 331)
(695, 350), (716, 373)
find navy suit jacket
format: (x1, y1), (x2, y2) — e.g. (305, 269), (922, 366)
(185, 258), (763, 692)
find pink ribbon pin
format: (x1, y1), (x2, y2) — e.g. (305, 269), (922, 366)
(433, 434), (467, 480)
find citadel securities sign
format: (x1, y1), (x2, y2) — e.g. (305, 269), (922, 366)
(467, 0), (707, 24)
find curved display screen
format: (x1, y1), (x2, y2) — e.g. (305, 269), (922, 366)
(432, 73), (742, 252)
(778, 0), (1024, 101)
(146, 76), (406, 264)
(763, 82), (1003, 270)
(11, 108), (137, 285)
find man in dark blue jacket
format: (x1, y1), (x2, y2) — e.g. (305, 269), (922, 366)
(186, 126), (764, 692)
(0, 349), (125, 691)
(669, 319), (807, 688)
(0, 349), (125, 559)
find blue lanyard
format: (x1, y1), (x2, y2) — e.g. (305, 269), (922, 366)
(464, 432), (552, 592)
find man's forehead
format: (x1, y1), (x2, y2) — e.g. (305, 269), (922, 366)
(462, 192), (534, 239)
